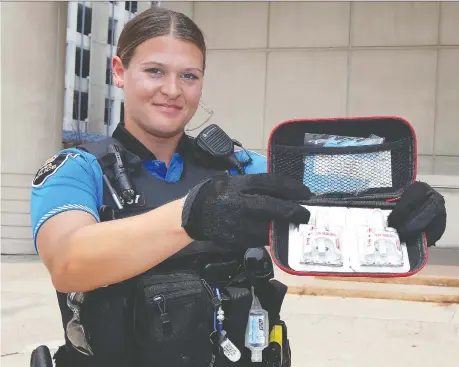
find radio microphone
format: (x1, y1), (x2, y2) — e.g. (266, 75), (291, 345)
(195, 124), (249, 175)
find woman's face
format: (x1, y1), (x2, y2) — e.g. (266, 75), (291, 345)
(112, 35), (204, 138)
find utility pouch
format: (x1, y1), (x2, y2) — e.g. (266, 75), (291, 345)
(222, 287), (253, 353)
(132, 270), (215, 367)
(77, 285), (133, 367)
(213, 287), (253, 367)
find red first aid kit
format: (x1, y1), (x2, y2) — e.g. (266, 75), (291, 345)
(267, 116), (427, 278)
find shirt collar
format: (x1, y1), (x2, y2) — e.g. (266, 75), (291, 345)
(112, 123), (192, 161)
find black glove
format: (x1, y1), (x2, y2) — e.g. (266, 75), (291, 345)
(387, 181), (447, 247)
(181, 172), (313, 248)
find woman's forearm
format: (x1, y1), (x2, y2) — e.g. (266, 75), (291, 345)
(51, 199), (193, 293)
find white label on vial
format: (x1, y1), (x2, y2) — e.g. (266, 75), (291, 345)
(248, 315), (266, 346)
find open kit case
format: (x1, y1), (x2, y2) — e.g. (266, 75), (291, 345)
(267, 116), (428, 278)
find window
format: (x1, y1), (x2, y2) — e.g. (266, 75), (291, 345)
(105, 99), (114, 125)
(106, 58), (115, 85)
(73, 91), (89, 122)
(120, 102), (125, 124)
(77, 3), (92, 36)
(125, 1), (138, 13)
(74, 47), (90, 78)
(107, 17), (118, 46)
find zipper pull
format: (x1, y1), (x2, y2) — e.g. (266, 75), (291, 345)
(201, 279), (221, 309)
(153, 295), (170, 325)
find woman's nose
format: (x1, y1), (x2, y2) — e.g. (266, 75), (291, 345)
(160, 74), (181, 99)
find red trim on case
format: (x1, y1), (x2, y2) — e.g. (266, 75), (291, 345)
(267, 116), (427, 278)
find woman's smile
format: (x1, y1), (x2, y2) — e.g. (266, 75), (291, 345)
(153, 102), (183, 115)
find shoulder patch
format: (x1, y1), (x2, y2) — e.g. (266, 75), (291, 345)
(32, 152), (80, 187)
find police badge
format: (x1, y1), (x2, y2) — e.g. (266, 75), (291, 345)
(32, 152), (80, 187)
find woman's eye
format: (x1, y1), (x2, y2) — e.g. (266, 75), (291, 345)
(145, 68), (198, 80)
(146, 68), (163, 76)
(182, 73), (198, 80)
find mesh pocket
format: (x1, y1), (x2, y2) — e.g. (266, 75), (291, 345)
(270, 138), (413, 196)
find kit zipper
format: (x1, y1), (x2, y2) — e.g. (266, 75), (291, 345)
(153, 294), (170, 326)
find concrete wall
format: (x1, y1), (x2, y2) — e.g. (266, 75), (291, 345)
(165, 1), (459, 178)
(1, 2), (68, 254)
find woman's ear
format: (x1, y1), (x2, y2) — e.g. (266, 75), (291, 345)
(112, 56), (125, 88)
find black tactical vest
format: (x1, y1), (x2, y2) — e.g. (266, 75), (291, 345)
(54, 130), (246, 367)
(79, 135), (235, 257)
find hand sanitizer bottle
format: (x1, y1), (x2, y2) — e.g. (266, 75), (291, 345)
(245, 287), (269, 363)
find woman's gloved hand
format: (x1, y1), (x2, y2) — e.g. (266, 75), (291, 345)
(181, 172), (313, 248)
(387, 181), (447, 247)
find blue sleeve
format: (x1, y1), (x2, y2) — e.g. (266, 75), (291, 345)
(30, 148), (104, 253)
(229, 150), (267, 175)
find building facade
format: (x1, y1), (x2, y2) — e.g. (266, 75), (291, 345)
(2, 1), (459, 254)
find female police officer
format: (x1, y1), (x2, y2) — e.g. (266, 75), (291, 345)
(30, 6), (447, 367)
(30, 6), (314, 367)
(31, 8), (313, 294)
